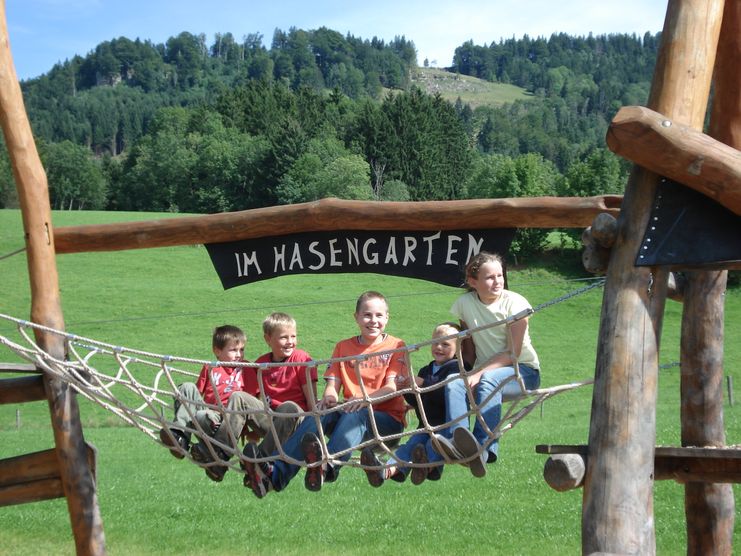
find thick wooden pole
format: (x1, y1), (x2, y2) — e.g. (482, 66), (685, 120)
(582, 1), (723, 554)
(51, 195), (622, 255)
(0, 2), (105, 554)
(681, 2), (740, 553)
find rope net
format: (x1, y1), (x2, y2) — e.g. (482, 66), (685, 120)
(0, 283), (599, 479)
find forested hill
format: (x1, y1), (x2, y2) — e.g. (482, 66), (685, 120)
(1, 28), (660, 256)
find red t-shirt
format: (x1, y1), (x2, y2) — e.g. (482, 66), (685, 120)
(245, 349), (318, 411)
(195, 364), (246, 406)
(325, 334), (409, 423)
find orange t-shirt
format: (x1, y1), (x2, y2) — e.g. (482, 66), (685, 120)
(325, 334), (409, 423)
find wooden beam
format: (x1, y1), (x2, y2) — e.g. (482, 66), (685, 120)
(0, 445), (97, 506)
(582, 1), (724, 554)
(0, 362), (39, 373)
(0, 375), (46, 404)
(51, 195), (622, 255)
(0, 2), (106, 553)
(607, 105), (741, 215)
(679, 3), (741, 553)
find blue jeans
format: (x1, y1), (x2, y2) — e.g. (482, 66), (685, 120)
(391, 431), (444, 478)
(271, 407), (403, 491)
(441, 364), (540, 460)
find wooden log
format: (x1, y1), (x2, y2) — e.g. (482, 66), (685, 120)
(0, 445), (97, 506)
(666, 272), (686, 303)
(607, 105), (741, 215)
(0, 362), (39, 373)
(0, 3), (106, 554)
(543, 454), (586, 492)
(679, 4), (741, 549)
(52, 195), (623, 254)
(0, 375), (46, 404)
(581, 230), (610, 276)
(582, 2), (724, 554)
(590, 213), (618, 248)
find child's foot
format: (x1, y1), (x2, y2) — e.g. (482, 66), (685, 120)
(159, 428), (190, 459)
(360, 447), (385, 487)
(431, 433), (463, 461)
(190, 442), (228, 482)
(453, 428), (487, 478)
(301, 433), (325, 492)
(410, 443), (429, 485)
(241, 443), (273, 498)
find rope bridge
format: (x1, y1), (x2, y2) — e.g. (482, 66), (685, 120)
(0, 281), (601, 478)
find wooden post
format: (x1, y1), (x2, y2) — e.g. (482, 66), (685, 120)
(582, 1), (723, 554)
(681, 2), (739, 553)
(0, 2), (105, 554)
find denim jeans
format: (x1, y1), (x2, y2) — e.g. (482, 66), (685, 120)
(440, 364), (540, 460)
(390, 431), (443, 477)
(271, 406), (403, 491)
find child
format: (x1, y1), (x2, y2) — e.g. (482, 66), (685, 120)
(434, 251), (541, 478)
(360, 322), (464, 486)
(160, 325), (266, 482)
(242, 291), (409, 498)
(248, 312), (318, 455)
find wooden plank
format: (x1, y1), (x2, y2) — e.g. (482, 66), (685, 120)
(0, 375), (46, 404)
(51, 195), (622, 255)
(538, 444), (741, 459)
(0, 363), (39, 373)
(0, 2), (106, 553)
(607, 105), (741, 216)
(0, 444), (97, 506)
(582, 2), (724, 553)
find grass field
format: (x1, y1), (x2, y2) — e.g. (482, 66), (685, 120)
(411, 67), (532, 108)
(0, 209), (739, 555)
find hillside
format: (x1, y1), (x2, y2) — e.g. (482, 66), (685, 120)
(411, 67), (531, 108)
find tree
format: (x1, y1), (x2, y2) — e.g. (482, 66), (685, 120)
(40, 140), (106, 210)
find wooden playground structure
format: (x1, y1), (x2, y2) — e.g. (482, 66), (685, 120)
(0, 0), (739, 554)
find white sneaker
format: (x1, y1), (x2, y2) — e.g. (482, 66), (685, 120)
(453, 428), (487, 478)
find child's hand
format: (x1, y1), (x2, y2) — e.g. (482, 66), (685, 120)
(318, 393), (338, 410)
(342, 396), (367, 413)
(395, 374), (411, 388)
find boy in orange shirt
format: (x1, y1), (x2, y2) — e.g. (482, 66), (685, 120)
(242, 291), (408, 497)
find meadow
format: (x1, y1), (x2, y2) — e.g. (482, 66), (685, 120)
(0, 209), (739, 555)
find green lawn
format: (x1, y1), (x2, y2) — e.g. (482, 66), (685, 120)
(0, 209), (739, 555)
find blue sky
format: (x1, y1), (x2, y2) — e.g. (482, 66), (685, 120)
(6, 0), (668, 81)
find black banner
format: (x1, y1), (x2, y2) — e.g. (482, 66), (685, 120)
(205, 229), (516, 289)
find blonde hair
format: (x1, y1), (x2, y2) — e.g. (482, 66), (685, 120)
(463, 251), (504, 291)
(262, 312), (296, 336)
(354, 291), (388, 314)
(433, 321), (461, 338)
(212, 325), (246, 350)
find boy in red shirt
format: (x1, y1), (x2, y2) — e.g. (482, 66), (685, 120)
(247, 312), (318, 457)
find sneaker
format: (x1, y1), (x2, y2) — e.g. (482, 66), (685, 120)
(159, 428), (190, 459)
(360, 447), (385, 487)
(190, 442), (228, 482)
(389, 469), (407, 483)
(301, 433), (325, 492)
(431, 433), (463, 461)
(410, 443), (429, 486)
(241, 443), (273, 498)
(453, 428), (487, 478)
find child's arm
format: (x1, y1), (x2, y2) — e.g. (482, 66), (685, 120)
(459, 320), (476, 368)
(318, 377), (339, 410)
(301, 380), (318, 410)
(476, 317), (528, 375)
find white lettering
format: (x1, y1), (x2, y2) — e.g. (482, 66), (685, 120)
(423, 232), (441, 265)
(308, 242), (326, 270)
(363, 238), (379, 264)
(289, 243), (304, 270)
(467, 234), (485, 262)
(328, 238), (342, 267)
(446, 235), (462, 265)
(241, 251), (261, 276)
(273, 244), (286, 273)
(384, 236), (398, 264)
(402, 236), (417, 266)
(346, 238), (360, 266)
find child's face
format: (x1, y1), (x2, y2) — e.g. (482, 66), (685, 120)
(265, 325), (297, 360)
(354, 297), (389, 343)
(467, 260), (505, 303)
(431, 333), (457, 365)
(213, 339), (245, 364)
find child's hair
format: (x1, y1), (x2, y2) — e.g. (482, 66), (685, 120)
(212, 325), (246, 349)
(433, 321), (462, 337)
(262, 312), (296, 336)
(463, 251), (504, 291)
(355, 290), (388, 313)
